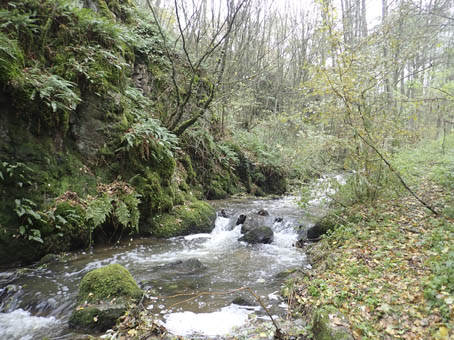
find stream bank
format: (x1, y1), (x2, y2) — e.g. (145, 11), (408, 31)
(288, 180), (454, 340)
(0, 0), (288, 268)
(0, 195), (313, 340)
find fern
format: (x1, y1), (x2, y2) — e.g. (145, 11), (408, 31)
(122, 191), (140, 232)
(114, 200), (130, 228)
(117, 86), (180, 160)
(85, 194), (113, 227)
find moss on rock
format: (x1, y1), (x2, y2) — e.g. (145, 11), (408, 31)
(69, 304), (126, 332)
(76, 263), (142, 304)
(149, 201), (216, 238)
(69, 264), (142, 331)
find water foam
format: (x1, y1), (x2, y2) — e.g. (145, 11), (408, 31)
(164, 304), (251, 336)
(0, 309), (59, 340)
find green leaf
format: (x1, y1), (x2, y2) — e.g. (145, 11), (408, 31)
(114, 200), (130, 227)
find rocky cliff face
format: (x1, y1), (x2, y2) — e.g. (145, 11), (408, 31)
(0, 0), (287, 266)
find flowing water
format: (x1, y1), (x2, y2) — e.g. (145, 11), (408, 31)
(0, 193), (332, 340)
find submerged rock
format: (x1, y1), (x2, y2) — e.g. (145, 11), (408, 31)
(232, 296), (255, 306)
(257, 209), (270, 216)
(160, 258), (207, 274)
(238, 226), (274, 244)
(69, 264), (142, 332)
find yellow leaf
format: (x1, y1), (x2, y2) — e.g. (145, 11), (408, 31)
(93, 316), (98, 322)
(437, 326), (448, 339)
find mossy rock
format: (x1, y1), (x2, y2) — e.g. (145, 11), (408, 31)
(253, 164), (287, 195)
(311, 307), (354, 340)
(149, 201), (216, 238)
(206, 180), (229, 200)
(69, 303), (127, 332)
(76, 263), (142, 304)
(70, 264), (142, 332)
(307, 214), (342, 240)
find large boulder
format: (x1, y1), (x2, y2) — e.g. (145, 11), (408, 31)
(69, 264), (142, 332)
(238, 226), (274, 244)
(148, 201), (216, 238)
(240, 215), (273, 234)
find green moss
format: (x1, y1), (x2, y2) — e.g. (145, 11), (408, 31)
(151, 145), (176, 182)
(206, 180), (228, 200)
(69, 305), (126, 332)
(311, 307), (354, 340)
(0, 33), (24, 85)
(149, 201), (216, 238)
(77, 263), (142, 304)
(130, 169), (175, 217)
(43, 202), (90, 252)
(180, 154), (197, 185)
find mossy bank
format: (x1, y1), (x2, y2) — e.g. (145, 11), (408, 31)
(0, 0), (287, 267)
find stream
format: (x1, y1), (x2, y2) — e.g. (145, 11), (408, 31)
(0, 192), (332, 340)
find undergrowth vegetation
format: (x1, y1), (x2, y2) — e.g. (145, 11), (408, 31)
(289, 134), (454, 339)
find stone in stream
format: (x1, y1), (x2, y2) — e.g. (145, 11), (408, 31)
(232, 296), (255, 306)
(236, 214), (247, 225)
(218, 209), (229, 218)
(238, 226), (274, 244)
(240, 215), (273, 234)
(296, 214), (341, 247)
(257, 209), (270, 216)
(159, 258), (207, 274)
(69, 263), (142, 332)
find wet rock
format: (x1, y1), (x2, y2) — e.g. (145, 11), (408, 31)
(257, 209), (270, 216)
(240, 215), (273, 234)
(219, 209), (229, 218)
(236, 214), (247, 225)
(69, 303), (127, 332)
(238, 226), (274, 244)
(312, 308), (354, 340)
(160, 259), (207, 274)
(69, 264), (142, 332)
(307, 215), (340, 240)
(39, 254), (59, 265)
(232, 296), (255, 306)
(274, 217), (283, 223)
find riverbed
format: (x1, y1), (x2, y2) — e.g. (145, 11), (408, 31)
(0, 194), (327, 339)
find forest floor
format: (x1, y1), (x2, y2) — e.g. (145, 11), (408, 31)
(292, 178), (454, 339)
